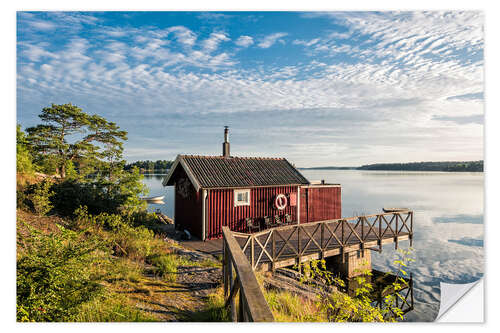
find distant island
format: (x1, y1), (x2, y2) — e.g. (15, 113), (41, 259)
(124, 159), (173, 173)
(301, 160), (483, 172)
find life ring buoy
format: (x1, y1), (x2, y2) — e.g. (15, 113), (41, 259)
(274, 194), (287, 210)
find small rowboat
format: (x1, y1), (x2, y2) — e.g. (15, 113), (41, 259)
(383, 207), (409, 213)
(141, 195), (165, 201)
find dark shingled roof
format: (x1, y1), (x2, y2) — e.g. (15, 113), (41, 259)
(164, 155), (310, 189)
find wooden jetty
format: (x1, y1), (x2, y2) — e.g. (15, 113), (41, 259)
(220, 210), (413, 322)
(230, 210), (413, 273)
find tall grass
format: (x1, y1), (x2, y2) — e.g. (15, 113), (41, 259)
(149, 254), (180, 282)
(264, 289), (327, 322)
(73, 293), (157, 322)
(188, 286), (229, 322)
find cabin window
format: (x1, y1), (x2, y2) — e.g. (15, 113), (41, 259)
(234, 189), (250, 207)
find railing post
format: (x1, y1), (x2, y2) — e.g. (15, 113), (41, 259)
(320, 223), (324, 257)
(271, 230), (276, 272)
(410, 211), (413, 247)
(297, 225), (301, 266)
(238, 288), (244, 321)
(378, 215), (382, 252)
(251, 236), (255, 270)
(361, 217), (364, 241)
(395, 213), (399, 250)
(229, 261), (237, 322)
(341, 219), (344, 245)
(223, 240), (228, 299)
(360, 217), (364, 250)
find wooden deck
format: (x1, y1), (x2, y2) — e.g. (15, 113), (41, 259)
(231, 210), (413, 271)
(181, 211), (413, 272)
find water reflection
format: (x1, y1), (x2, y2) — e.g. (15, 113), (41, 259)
(342, 270), (415, 321)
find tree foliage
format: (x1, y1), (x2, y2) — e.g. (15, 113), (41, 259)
(358, 161), (483, 172)
(17, 125), (35, 174)
(26, 103), (127, 179)
(19, 104), (147, 216)
(124, 159), (173, 172)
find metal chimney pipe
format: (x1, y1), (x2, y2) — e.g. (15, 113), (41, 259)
(222, 126), (230, 157)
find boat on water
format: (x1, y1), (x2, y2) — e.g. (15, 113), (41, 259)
(382, 207), (410, 213)
(141, 195), (165, 201)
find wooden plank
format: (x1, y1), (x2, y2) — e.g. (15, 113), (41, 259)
(254, 232), (273, 266)
(224, 278), (240, 307)
(228, 257), (237, 322)
(222, 227), (274, 322)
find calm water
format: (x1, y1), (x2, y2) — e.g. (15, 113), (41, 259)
(142, 170), (484, 322)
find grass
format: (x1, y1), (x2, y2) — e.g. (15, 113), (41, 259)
(73, 293), (157, 322)
(104, 257), (144, 284)
(187, 286), (229, 322)
(149, 254), (180, 282)
(264, 289), (327, 322)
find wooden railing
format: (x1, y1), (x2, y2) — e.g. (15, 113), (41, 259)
(231, 210), (413, 271)
(222, 226), (275, 322)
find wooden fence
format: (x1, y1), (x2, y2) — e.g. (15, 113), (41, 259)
(222, 226), (275, 322)
(230, 211), (413, 271)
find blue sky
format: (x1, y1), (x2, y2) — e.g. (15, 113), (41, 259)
(17, 11), (484, 167)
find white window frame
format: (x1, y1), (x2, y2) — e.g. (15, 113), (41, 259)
(234, 189), (251, 207)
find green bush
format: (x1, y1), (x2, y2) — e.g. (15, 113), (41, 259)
(16, 124), (35, 175)
(50, 180), (121, 217)
(16, 186), (30, 211)
(28, 180), (54, 216)
(72, 205), (168, 262)
(17, 222), (108, 321)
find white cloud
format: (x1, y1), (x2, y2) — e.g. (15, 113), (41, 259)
(28, 20), (57, 31)
(16, 11), (484, 166)
(19, 42), (59, 62)
(235, 35), (254, 47)
(202, 32), (230, 52)
(167, 26), (197, 46)
(292, 38), (319, 47)
(257, 32), (288, 48)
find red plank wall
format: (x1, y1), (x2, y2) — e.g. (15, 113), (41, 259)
(206, 185), (298, 239)
(300, 186), (341, 224)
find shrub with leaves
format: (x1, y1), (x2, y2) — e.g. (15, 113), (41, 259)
(295, 249), (414, 322)
(28, 180), (54, 216)
(16, 221), (108, 322)
(73, 205), (167, 262)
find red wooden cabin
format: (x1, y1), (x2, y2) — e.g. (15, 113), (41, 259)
(162, 128), (341, 240)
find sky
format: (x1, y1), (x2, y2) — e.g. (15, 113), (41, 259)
(16, 11), (484, 167)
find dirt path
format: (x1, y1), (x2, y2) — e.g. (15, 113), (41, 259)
(125, 229), (224, 321)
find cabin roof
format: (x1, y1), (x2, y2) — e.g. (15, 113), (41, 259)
(162, 155), (310, 191)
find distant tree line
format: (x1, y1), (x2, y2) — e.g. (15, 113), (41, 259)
(124, 160), (173, 172)
(357, 161), (483, 172)
(301, 161), (483, 172)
